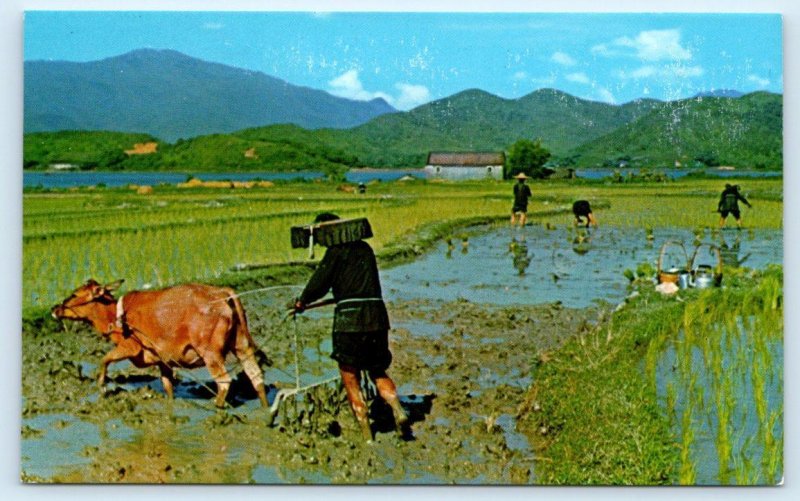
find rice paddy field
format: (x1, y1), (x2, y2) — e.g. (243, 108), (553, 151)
(21, 176), (784, 485)
(23, 177), (781, 311)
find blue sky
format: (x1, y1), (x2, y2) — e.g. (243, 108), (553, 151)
(24, 11), (782, 109)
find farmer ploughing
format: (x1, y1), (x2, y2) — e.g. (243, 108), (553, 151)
(290, 213), (409, 442)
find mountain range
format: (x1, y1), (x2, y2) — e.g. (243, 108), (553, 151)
(23, 49), (783, 171)
(24, 49), (396, 142)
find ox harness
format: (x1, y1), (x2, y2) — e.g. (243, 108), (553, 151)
(112, 295), (133, 339)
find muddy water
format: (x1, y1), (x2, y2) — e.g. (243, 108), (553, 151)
(22, 293), (594, 484)
(20, 225), (782, 484)
(382, 225), (782, 308)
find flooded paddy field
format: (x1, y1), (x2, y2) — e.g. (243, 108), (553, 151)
(20, 223), (783, 484)
(382, 224), (782, 308)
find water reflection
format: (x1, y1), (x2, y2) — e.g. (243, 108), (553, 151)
(571, 228), (593, 255)
(509, 236), (531, 275)
(445, 238), (455, 259)
(719, 233), (751, 268)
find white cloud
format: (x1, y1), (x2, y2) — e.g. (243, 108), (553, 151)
(512, 71), (528, 81)
(597, 88), (616, 104)
(747, 74), (770, 87)
(596, 29), (692, 62)
(328, 70), (430, 110)
(630, 66), (657, 78)
(566, 72), (590, 84)
(328, 70), (377, 101)
(530, 75), (558, 86)
(394, 83), (431, 110)
(618, 64), (703, 80)
(203, 22), (224, 30)
(671, 65), (704, 78)
(551, 51), (576, 66)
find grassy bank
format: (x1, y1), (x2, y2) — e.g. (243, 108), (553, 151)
(519, 265), (783, 485)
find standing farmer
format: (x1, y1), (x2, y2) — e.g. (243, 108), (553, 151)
(293, 213), (408, 442)
(511, 173), (532, 227)
(717, 184), (752, 228)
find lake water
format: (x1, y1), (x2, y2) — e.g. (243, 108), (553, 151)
(22, 169), (425, 189)
(23, 167), (780, 189)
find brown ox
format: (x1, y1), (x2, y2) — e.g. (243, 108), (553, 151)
(51, 279), (267, 408)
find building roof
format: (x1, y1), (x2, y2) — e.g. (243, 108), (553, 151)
(427, 152), (506, 166)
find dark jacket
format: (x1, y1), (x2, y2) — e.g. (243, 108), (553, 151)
(718, 186), (751, 212)
(299, 240), (390, 333)
(513, 182), (532, 210)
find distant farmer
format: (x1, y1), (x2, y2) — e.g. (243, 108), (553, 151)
(717, 184), (752, 228)
(511, 172), (532, 227)
(293, 213), (408, 442)
(572, 200), (598, 228)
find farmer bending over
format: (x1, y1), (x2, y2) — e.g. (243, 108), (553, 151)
(293, 212), (408, 442)
(572, 200), (598, 228)
(717, 184), (752, 228)
(511, 173), (532, 227)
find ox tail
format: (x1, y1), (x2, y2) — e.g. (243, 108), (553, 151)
(225, 291), (268, 395)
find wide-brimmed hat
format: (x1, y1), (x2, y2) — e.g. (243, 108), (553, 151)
(515, 172), (528, 180)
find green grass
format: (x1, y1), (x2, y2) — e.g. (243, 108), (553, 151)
(522, 266), (783, 485)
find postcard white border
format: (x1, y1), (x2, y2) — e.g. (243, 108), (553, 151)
(3, 1), (797, 500)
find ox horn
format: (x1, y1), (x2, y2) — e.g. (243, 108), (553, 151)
(104, 279), (125, 292)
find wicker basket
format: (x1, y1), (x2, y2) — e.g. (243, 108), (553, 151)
(657, 241), (689, 284)
(290, 217), (373, 249)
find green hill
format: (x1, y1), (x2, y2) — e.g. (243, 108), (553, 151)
(23, 130), (160, 170)
(22, 90), (782, 172)
(572, 92), (782, 169)
(337, 89), (662, 165)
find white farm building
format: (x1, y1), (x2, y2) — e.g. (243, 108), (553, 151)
(424, 152), (505, 180)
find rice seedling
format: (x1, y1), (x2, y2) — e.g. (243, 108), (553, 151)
(651, 267), (783, 485)
(678, 406), (697, 484)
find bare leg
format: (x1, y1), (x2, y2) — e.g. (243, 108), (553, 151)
(339, 364), (372, 442)
(368, 369), (409, 431)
